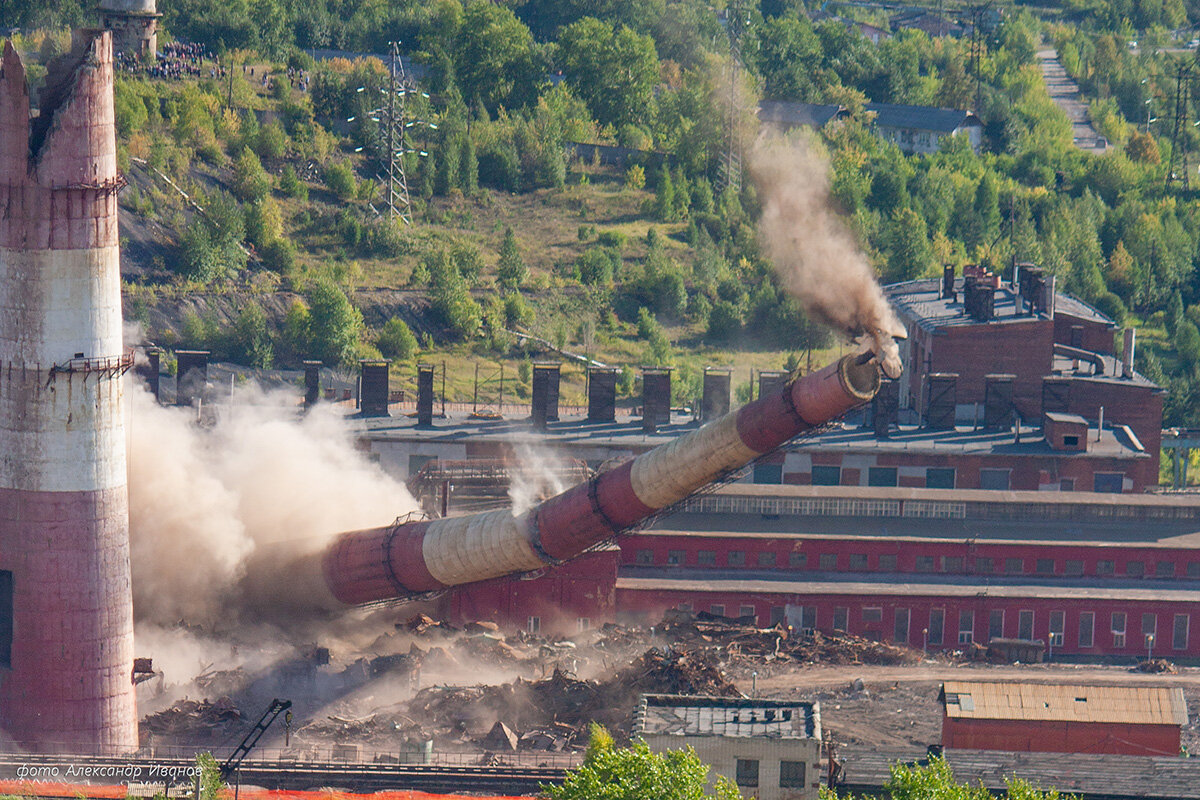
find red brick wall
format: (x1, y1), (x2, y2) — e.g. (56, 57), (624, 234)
(1063, 379), (1164, 488)
(942, 717), (1180, 756)
(1054, 313), (1117, 355)
(927, 320), (1055, 417)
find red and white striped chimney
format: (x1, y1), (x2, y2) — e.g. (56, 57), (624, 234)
(0, 32), (137, 753)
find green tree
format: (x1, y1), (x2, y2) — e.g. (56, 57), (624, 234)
(885, 207), (933, 282)
(654, 165), (676, 221)
(324, 161), (358, 201)
(828, 755), (1072, 800)
(557, 17), (659, 129)
(279, 165), (309, 200)
(305, 278), (363, 365)
(546, 725), (742, 800)
(233, 301), (274, 368)
(232, 147), (272, 202)
(376, 317), (419, 360)
(497, 227), (528, 290)
(455, 0), (540, 111)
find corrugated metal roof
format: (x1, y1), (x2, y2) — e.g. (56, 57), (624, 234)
(866, 102), (980, 133)
(940, 681), (1188, 725)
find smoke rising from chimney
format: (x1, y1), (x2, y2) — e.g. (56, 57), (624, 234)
(127, 384), (420, 627)
(748, 134), (905, 378)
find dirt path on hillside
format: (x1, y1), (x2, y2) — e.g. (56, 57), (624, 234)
(1037, 48), (1109, 153)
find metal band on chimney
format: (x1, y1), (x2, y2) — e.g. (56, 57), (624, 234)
(587, 475), (621, 534)
(380, 522), (415, 596)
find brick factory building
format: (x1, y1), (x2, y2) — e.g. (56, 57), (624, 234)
(938, 681), (1187, 756)
(886, 266), (1163, 488)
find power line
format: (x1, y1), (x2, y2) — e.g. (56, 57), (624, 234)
(717, 0), (749, 199)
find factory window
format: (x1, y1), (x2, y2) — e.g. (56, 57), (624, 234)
(1018, 610), (1035, 640)
(698, 550), (717, 566)
(780, 761), (807, 788)
(941, 556), (964, 573)
(1111, 612), (1127, 648)
(926, 468), (956, 489)
(710, 604), (726, 617)
(1156, 561), (1176, 578)
(958, 610), (975, 644)
(635, 550), (654, 565)
(799, 606), (817, 629)
(408, 454), (437, 476)
(1049, 611), (1065, 647)
(974, 557), (994, 574)
(979, 469), (1011, 490)
(1143, 612), (1157, 640)
(736, 759), (759, 788)
(989, 609), (1004, 640)
(928, 608), (945, 645)
(868, 467), (898, 487)
(527, 617), (541, 634)
(577, 618), (591, 632)
(770, 607), (786, 626)
(1094, 472), (1124, 493)
(1174, 614), (1190, 650)
(878, 554), (898, 571)
(1035, 558), (1055, 575)
(1079, 612), (1095, 648)
(1189, 562), (1200, 578)
(728, 551), (746, 567)
(1097, 560), (1115, 576)
(1060, 478), (1075, 491)
(863, 607), (883, 623)
(0, 570), (10, 669)
(894, 608), (910, 644)
(833, 607), (849, 631)
(739, 605), (757, 622)
(811, 466), (841, 486)
(1063, 435), (1079, 447)
(848, 553), (868, 570)
(1005, 558), (1024, 574)
(788, 552), (807, 568)
(753, 463), (783, 484)
(1065, 560), (1084, 576)
(667, 550), (685, 566)
(819, 553), (838, 570)
(757, 552), (777, 568)
(915, 556), (935, 572)
(1126, 560), (1145, 578)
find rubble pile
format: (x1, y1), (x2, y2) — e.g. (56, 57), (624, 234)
(140, 697), (244, 744)
(1135, 658), (1178, 674)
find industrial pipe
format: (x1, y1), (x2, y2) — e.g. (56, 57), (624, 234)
(319, 354), (883, 606)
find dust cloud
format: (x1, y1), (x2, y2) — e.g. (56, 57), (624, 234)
(127, 384), (420, 628)
(507, 442), (574, 515)
(748, 133), (906, 378)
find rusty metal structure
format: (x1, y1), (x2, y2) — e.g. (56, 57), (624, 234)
(0, 31), (137, 752)
(311, 354), (883, 607)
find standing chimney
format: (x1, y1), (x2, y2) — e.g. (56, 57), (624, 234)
(942, 264), (956, 299)
(873, 379), (899, 438)
(175, 350), (210, 407)
(1122, 328), (1137, 378)
(925, 373), (958, 429)
(642, 367), (672, 433)
(702, 368), (732, 421)
(1041, 377), (1071, 415)
(983, 374), (1016, 429)
(303, 360), (321, 409)
(417, 363), (435, 426)
(147, 347), (161, 403)
(1044, 274), (1056, 320)
(758, 370), (788, 401)
(587, 367), (619, 422)
(360, 360), (390, 417)
(531, 362), (561, 431)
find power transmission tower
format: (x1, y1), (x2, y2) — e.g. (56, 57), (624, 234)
(717, 0), (748, 199)
(381, 41), (414, 224)
(1167, 61), (1194, 189)
(967, 3), (990, 112)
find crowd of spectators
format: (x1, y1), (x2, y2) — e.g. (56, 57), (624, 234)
(116, 40), (222, 80)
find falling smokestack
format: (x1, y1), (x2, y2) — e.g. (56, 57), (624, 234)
(1122, 328), (1137, 379)
(316, 354), (884, 607)
(702, 368), (732, 421)
(175, 350), (209, 407)
(304, 360), (321, 409)
(531, 362), (561, 431)
(587, 366), (618, 423)
(416, 364), (435, 426)
(642, 367), (672, 433)
(0, 31), (138, 753)
(360, 360), (390, 417)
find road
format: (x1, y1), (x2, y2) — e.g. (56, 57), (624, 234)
(1036, 48), (1109, 154)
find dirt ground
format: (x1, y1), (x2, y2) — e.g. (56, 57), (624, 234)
(739, 662), (1200, 750)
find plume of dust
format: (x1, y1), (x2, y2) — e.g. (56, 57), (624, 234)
(127, 383), (420, 629)
(508, 443), (574, 515)
(748, 133), (906, 379)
